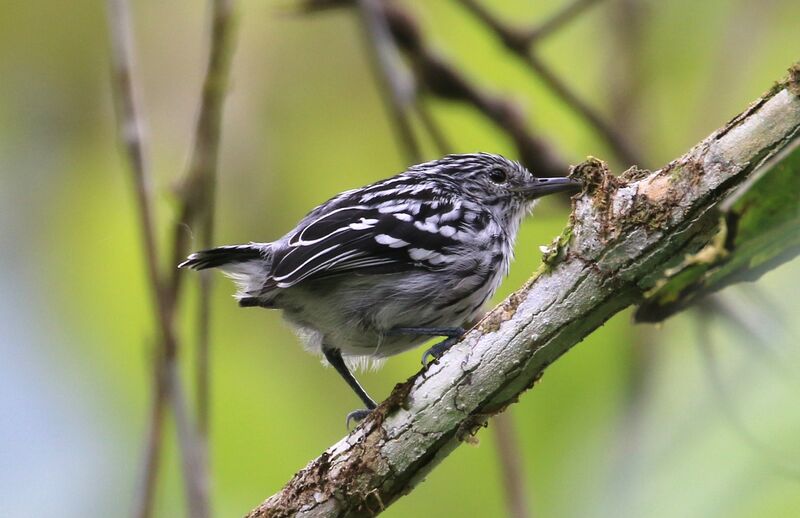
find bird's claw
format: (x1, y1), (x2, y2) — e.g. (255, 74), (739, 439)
(421, 336), (460, 366)
(345, 408), (373, 429)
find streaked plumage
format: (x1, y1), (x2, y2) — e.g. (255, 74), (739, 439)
(180, 153), (579, 417)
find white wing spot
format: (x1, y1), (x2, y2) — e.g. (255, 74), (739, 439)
(375, 234), (409, 248)
(349, 217), (378, 231)
(408, 248), (436, 261)
(439, 225), (456, 237)
(413, 220), (439, 233)
(438, 203), (462, 222)
(426, 253), (454, 265)
(394, 213), (413, 222)
(378, 203), (409, 214)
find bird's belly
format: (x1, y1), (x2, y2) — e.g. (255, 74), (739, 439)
(275, 269), (498, 358)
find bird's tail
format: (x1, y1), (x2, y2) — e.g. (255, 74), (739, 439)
(179, 243), (267, 270)
(179, 243), (271, 301)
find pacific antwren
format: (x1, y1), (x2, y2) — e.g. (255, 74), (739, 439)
(180, 153), (580, 424)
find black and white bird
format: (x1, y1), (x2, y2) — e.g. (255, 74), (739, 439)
(179, 153), (580, 423)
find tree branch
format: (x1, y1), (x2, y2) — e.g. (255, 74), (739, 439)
(524, 0), (605, 43)
(107, 1), (238, 516)
(105, 2), (191, 516)
(246, 70), (800, 517)
(187, 0), (238, 442)
(456, 0), (644, 167)
(380, 1), (569, 177)
(492, 412), (532, 518)
(635, 131), (800, 321)
(356, 0), (421, 163)
(300, 0), (570, 177)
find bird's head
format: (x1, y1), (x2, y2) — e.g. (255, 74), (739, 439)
(409, 152), (580, 226)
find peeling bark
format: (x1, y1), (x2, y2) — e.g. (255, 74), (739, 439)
(246, 71), (800, 518)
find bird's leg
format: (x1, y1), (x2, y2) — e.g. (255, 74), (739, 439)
(323, 347), (377, 428)
(387, 327), (465, 337)
(387, 327), (465, 366)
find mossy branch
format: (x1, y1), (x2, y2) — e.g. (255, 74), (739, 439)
(246, 67), (800, 518)
(636, 134), (800, 321)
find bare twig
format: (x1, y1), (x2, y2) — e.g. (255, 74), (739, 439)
(107, 0), (238, 516)
(414, 98), (451, 156)
(186, 0), (238, 440)
(605, 0), (646, 150)
(173, 1), (239, 513)
(702, 295), (793, 374)
(456, 0), (643, 167)
(299, 0), (570, 176)
(493, 413), (532, 518)
(356, 0), (421, 163)
(168, 361), (213, 517)
(105, 2), (185, 517)
(380, 2), (569, 177)
(106, 0), (170, 344)
(525, 0), (605, 43)
(130, 358), (168, 518)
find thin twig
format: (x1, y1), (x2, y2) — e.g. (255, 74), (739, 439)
(414, 98), (451, 156)
(299, 0), (570, 176)
(168, 361), (213, 517)
(493, 413), (532, 518)
(379, 1), (569, 177)
(106, 0), (169, 340)
(106, 2), (181, 517)
(702, 296), (793, 374)
(356, 0), (421, 163)
(107, 0), (238, 516)
(525, 0), (604, 42)
(175, 1), (239, 514)
(456, 0), (643, 167)
(186, 0), (238, 442)
(130, 357), (168, 518)
(525, 51), (643, 166)
(605, 0), (646, 150)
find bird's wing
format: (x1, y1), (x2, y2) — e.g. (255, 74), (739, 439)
(266, 200), (466, 289)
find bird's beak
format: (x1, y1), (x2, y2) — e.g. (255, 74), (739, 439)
(513, 176), (582, 198)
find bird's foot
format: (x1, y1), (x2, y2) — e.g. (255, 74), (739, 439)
(421, 335), (462, 366)
(346, 408), (374, 429)
(385, 326), (465, 366)
(387, 326), (464, 338)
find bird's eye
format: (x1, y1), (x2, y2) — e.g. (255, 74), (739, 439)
(488, 168), (508, 184)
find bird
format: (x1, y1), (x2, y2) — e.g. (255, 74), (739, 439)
(179, 153), (580, 424)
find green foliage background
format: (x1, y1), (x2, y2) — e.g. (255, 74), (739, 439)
(0, 1), (798, 516)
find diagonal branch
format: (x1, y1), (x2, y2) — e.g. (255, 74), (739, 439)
(456, 0), (643, 167)
(356, 0), (421, 163)
(299, 0), (570, 178)
(246, 70), (800, 517)
(106, 0), (162, 303)
(380, 1), (569, 178)
(525, 0), (605, 43)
